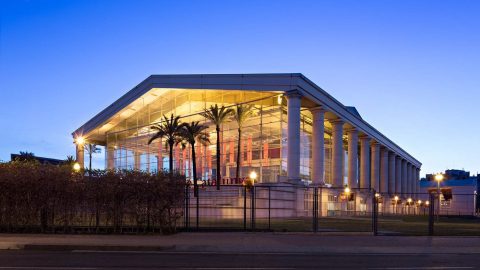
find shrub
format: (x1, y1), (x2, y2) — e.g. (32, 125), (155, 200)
(0, 161), (185, 234)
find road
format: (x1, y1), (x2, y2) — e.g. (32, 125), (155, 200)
(0, 250), (478, 270)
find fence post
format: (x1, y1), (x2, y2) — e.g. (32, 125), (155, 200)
(428, 193), (435, 236)
(185, 185), (189, 231)
(243, 186), (247, 231)
(196, 190), (199, 231)
(313, 187), (318, 232)
(268, 186), (271, 231)
(251, 186), (255, 231)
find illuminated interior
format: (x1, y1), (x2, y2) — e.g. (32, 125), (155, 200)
(86, 88), (346, 184)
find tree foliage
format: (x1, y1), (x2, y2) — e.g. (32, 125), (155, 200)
(0, 161), (185, 234)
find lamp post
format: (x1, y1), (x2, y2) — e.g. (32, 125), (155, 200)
(344, 187), (351, 215)
(407, 197), (412, 215)
(394, 195), (399, 215)
(434, 173), (444, 221)
(249, 171), (257, 230)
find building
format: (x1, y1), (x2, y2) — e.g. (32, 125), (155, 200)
(420, 170), (479, 215)
(10, 153), (64, 165)
(72, 74), (422, 215)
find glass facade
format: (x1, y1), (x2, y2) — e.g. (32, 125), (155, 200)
(104, 88), (348, 184)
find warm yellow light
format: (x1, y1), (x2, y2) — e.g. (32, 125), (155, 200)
(418, 200), (422, 204)
(73, 162), (81, 172)
(407, 198), (412, 203)
(75, 136), (85, 145)
(426, 201), (430, 205)
(344, 187), (351, 194)
(249, 171), (257, 180)
(435, 173), (444, 182)
(277, 95), (283, 105)
(394, 195), (399, 201)
(375, 193), (380, 198)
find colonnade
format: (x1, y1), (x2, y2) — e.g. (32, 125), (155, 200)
(286, 91), (420, 198)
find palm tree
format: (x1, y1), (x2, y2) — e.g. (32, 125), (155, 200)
(232, 104), (254, 183)
(148, 114), (183, 173)
(84, 144), (101, 172)
(63, 155), (76, 166)
(15, 151), (35, 162)
(180, 121), (210, 197)
(201, 104), (234, 190)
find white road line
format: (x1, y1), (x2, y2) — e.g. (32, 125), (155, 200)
(368, 267), (474, 270)
(0, 267), (98, 270)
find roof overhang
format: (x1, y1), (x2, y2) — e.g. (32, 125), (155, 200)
(72, 73), (421, 167)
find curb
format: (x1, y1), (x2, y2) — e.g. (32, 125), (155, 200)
(21, 244), (176, 251)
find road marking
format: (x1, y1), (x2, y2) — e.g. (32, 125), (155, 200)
(0, 268), (98, 270)
(368, 267), (474, 270)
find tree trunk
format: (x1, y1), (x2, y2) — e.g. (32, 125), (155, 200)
(191, 142), (198, 197)
(216, 126), (221, 190)
(89, 153), (92, 173)
(236, 128), (242, 183)
(169, 141), (174, 173)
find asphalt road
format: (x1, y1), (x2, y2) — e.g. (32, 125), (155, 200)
(0, 250), (478, 270)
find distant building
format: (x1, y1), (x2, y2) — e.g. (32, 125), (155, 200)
(420, 169), (479, 215)
(10, 154), (64, 166)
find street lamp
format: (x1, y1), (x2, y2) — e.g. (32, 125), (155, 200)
(394, 195), (399, 214)
(249, 171), (257, 184)
(73, 162), (81, 172)
(407, 198), (412, 214)
(434, 173), (444, 221)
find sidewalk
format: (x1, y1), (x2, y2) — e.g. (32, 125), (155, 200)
(1, 232), (480, 254)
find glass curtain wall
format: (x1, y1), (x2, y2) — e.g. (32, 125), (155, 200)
(104, 88), (334, 184)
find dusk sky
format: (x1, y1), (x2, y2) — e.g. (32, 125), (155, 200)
(1, 0), (479, 175)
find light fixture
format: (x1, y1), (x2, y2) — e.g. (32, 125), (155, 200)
(344, 187), (351, 194)
(418, 200), (422, 204)
(75, 136), (85, 145)
(434, 173), (444, 182)
(407, 198), (412, 203)
(249, 171), (257, 181)
(73, 162), (81, 172)
(394, 195), (399, 201)
(426, 201), (430, 206)
(375, 193), (380, 198)
(277, 95), (283, 105)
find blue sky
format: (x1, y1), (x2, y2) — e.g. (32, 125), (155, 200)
(1, 0), (479, 175)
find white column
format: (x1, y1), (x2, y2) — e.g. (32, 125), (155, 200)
(359, 136), (370, 189)
(311, 107), (325, 185)
(380, 147), (389, 193)
(286, 91), (302, 182)
(410, 165), (415, 197)
(134, 152), (141, 170)
(395, 156), (402, 195)
(388, 152), (396, 195)
(107, 146), (114, 169)
(370, 142), (380, 191)
(407, 163), (412, 196)
(401, 160), (407, 197)
(76, 143), (85, 168)
(331, 119), (344, 187)
(416, 167), (421, 194)
(347, 128), (358, 188)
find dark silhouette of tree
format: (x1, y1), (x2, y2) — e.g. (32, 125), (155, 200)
(84, 144), (101, 172)
(232, 105), (254, 183)
(180, 121), (210, 197)
(63, 155), (76, 166)
(201, 104), (234, 190)
(148, 114), (184, 173)
(15, 151), (36, 162)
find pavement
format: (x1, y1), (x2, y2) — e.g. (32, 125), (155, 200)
(1, 232), (480, 254)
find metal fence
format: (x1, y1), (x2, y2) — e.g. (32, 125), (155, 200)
(182, 184), (480, 236)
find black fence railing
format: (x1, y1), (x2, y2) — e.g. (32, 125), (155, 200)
(182, 184), (480, 236)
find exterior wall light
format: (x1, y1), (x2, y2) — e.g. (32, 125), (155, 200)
(75, 136), (85, 145)
(73, 162), (81, 172)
